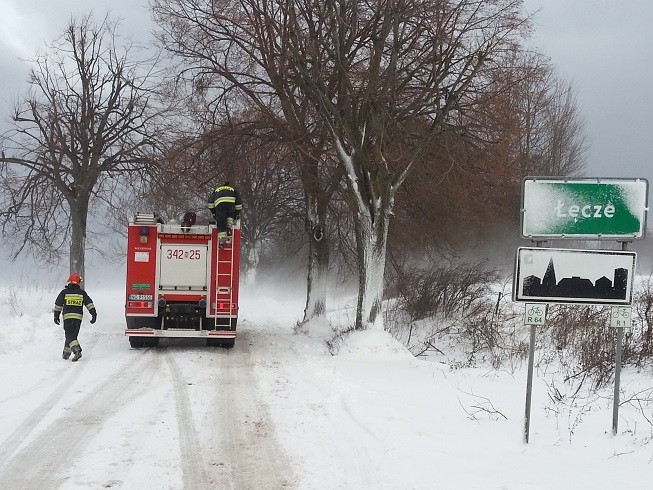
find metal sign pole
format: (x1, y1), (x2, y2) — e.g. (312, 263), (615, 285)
(524, 323), (537, 443)
(612, 326), (624, 436)
(612, 241), (630, 436)
(523, 301), (546, 443)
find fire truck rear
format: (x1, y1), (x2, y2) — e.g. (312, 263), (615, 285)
(125, 213), (240, 348)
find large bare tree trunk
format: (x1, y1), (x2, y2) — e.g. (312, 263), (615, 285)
(353, 209), (389, 330)
(337, 143), (392, 330)
(298, 150), (336, 326)
(69, 197), (89, 280)
(303, 202), (330, 323)
(244, 239), (262, 285)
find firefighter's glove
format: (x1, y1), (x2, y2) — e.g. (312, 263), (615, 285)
(54, 314), (60, 325)
(90, 313), (97, 324)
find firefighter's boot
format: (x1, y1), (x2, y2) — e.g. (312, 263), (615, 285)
(218, 231), (228, 249)
(70, 340), (82, 362)
(62, 345), (72, 360)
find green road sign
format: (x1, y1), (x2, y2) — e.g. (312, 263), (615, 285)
(521, 178), (648, 239)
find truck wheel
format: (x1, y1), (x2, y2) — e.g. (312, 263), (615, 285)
(206, 338), (220, 347)
(129, 337), (146, 348)
(221, 338), (235, 349)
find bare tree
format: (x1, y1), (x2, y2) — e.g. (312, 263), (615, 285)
(0, 14), (160, 280)
(389, 51), (587, 261)
(279, 0), (528, 330)
(499, 51), (587, 176)
(152, 0), (343, 325)
(153, 0), (531, 331)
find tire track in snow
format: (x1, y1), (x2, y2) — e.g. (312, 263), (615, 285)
(206, 328), (296, 489)
(0, 337), (99, 462)
(0, 349), (162, 488)
(208, 339), (247, 489)
(250, 324), (377, 489)
(164, 352), (210, 488)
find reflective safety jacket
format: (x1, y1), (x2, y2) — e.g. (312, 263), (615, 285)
(208, 185), (243, 217)
(54, 284), (97, 322)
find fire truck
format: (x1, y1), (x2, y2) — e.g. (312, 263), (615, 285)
(124, 213), (240, 348)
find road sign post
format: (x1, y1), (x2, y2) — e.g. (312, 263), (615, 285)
(523, 304), (547, 443)
(610, 306), (631, 436)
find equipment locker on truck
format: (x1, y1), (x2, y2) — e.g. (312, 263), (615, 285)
(124, 213), (240, 348)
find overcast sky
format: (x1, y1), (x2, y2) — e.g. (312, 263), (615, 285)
(1, 0), (652, 197)
(524, 1), (653, 187)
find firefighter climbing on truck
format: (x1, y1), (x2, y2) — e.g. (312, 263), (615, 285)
(208, 181), (242, 247)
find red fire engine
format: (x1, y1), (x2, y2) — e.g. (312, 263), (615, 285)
(124, 213), (240, 348)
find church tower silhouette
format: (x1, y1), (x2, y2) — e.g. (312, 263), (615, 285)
(542, 258), (556, 288)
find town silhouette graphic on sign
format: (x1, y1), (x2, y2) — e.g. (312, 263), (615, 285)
(522, 258), (628, 300)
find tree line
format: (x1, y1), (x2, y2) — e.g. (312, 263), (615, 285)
(0, 1), (586, 333)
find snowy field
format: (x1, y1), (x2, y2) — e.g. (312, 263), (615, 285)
(0, 278), (652, 489)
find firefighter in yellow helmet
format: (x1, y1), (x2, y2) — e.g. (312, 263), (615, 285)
(207, 181), (242, 246)
(54, 273), (97, 361)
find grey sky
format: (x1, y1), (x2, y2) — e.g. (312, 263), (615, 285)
(524, 1), (653, 186)
(1, 0), (652, 191)
(0, 0), (152, 98)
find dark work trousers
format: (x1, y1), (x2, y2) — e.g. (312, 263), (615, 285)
(63, 319), (82, 352)
(214, 205), (235, 236)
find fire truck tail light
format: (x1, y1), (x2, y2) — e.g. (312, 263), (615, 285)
(128, 301), (153, 309)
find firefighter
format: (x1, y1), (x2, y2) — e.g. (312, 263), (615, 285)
(54, 273), (97, 361)
(208, 181), (242, 246)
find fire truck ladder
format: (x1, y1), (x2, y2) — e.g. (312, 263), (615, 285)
(214, 236), (235, 330)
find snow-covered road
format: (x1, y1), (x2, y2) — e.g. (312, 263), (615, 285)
(0, 323), (296, 489)
(1, 285), (652, 489)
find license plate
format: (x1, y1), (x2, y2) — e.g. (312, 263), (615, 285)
(129, 294), (153, 301)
